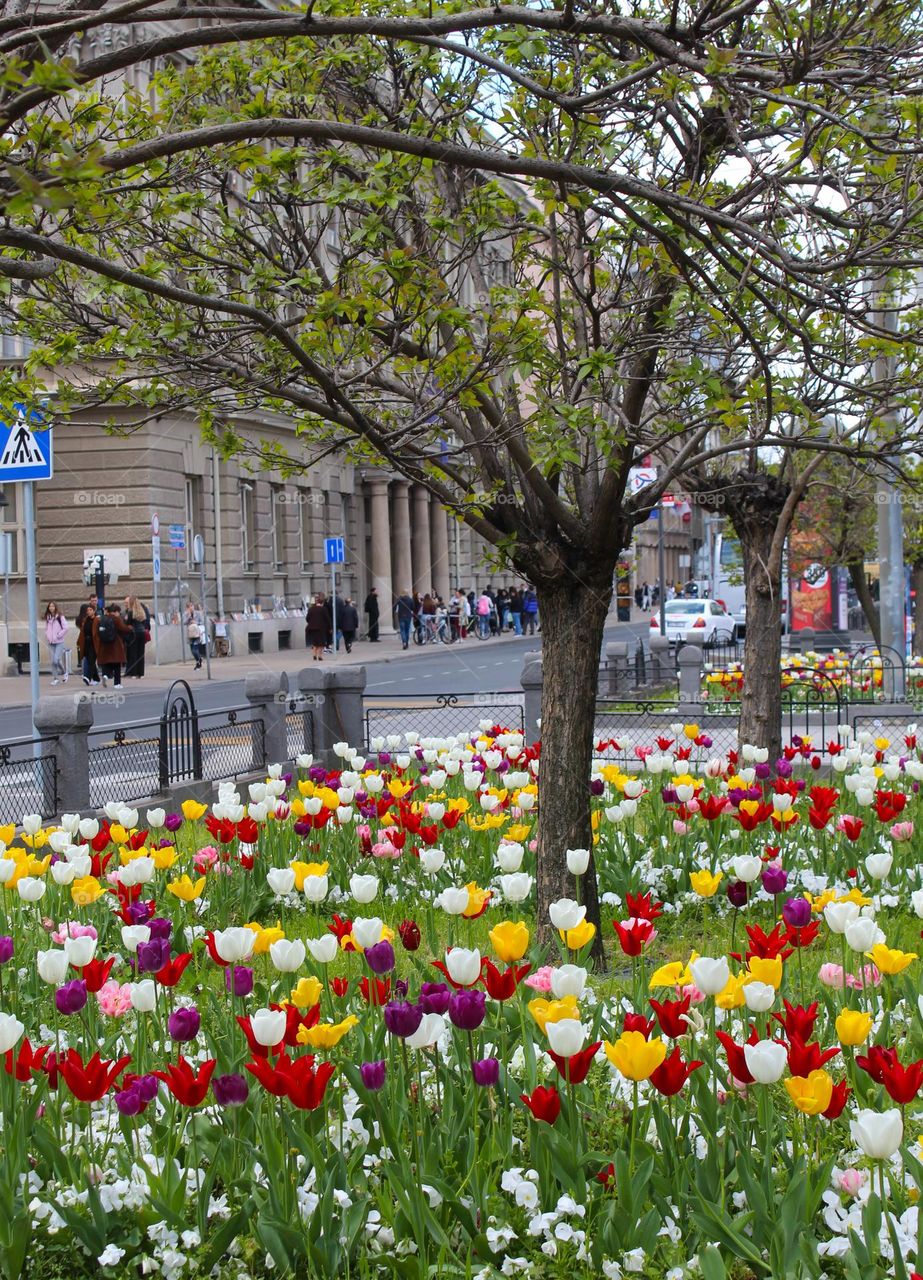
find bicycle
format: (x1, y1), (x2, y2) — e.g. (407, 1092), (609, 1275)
(473, 610), (496, 640)
(412, 615), (455, 645)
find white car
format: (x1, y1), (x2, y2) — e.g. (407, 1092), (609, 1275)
(650, 599), (738, 646)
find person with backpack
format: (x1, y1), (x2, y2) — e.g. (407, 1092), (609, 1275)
(184, 602), (206, 669)
(522, 586), (539, 635)
(475, 590), (493, 638)
(124, 594), (151, 678)
(508, 587), (523, 635)
(43, 602), (70, 685)
(92, 604), (133, 689)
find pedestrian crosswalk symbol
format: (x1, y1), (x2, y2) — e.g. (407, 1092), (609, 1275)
(0, 405), (53, 481)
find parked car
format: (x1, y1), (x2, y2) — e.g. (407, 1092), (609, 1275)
(650, 599), (738, 646)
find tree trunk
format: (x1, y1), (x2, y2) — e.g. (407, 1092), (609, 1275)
(913, 562), (923, 657)
(738, 522), (784, 762)
(533, 571), (612, 967)
(849, 559), (881, 647)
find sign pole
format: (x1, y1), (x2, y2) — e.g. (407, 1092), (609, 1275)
(658, 503), (667, 636)
(151, 514), (160, 666)
(332, 559), (337, 655)
(22, 481), (40, 746)
(175, 548), (186, 664)
(193, 534), (211, 681)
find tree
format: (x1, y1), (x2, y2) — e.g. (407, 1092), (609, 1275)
(2, 4), (923, 949)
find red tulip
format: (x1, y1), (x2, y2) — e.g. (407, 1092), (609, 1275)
(649, 1047), (703, 1097)
(202, 931), (230, 967)
(520, 1084), (561, 1124)
(4, 1039), (48, 1082)
(696, 794), (728, 821)
(716, 1029), (759, 1085)
(79, 956), (116, 993)
(246, 1052), (298, 1097)
(58, 1049), (132, 1102)
(786, 1037), (840, 1077)
(398, 920), (421, 952)
(735, 803), (773, 832)
(856, 1045), (898, 1084)
(649, 996), (691, 1039)
(481, 960), (531, 1001)
(622, 1012), (655, 1038)
(236, 817), (259, 843)
(881, 1056), (923, 1105)
(808, 806), (834, 830)
(330, 977), (350, 998)
(153, 1056), (216, 1106)
(822, 1079), (851, 1120)
(771, 1000), (818, 1044)
(613, 918), (656, 956)
(596, 1162), (616, 1187)
(809, 786), (839, 810)
(547, 1042), (601, 1084)
(359, 977), (392, 1006)
(784, 920), (821, 949)
(328, 915), (357, 952)
(874, 791), (906, 823)
(838, 816), (864, 842)
(154, 953), (193, 988)
(625, 892), (663, 922)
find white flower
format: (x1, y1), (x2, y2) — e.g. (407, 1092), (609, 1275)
(350, 874), (379, 904)
(566, 849), (590, 876)
(0, 1012), (24, 1055)
(21, 814), (41, 835)
(36, 948), (69, 985)
(120, 925), (151, 954)
(548, 899), (586, 931)
(129, 980), (157, 1012)
(98, 1245), (126, 1268)
(437, 887), (470, 916)
(850, 1108), (903, 1159)
(689, 956), (730, 996)
(743, 1040), (787, 1084)
(912, 889), (923, 920)
(824, 901), (860, 935)
(118, 856), (155, 887)
(444, 948), (481, 987)
(742, 981), (775, 1013)
(78, 818), (99, 840)
(844, 917), (883, 952)
(302, 874), (329, 903)
(731, 855), (762, 883)
(51, 861), (77, 886)
(406, 1013), (445, 1051)
(306, 934), (339, 964)
(545, 1019), (587, 1057)
(63, 935), (97, 968)
(212, 927), (255, 964)
(497, 843), (524, 873)
(267, 867), (296, 897)
(419, 848), (446, 874)
(864, 853), (893, 881)
(16, 876), (46, 902)
(351, 918), (384, 950)
(146, 808), (166, 829)
(250, 1008), (287, 1048)
(269, 939), (306, 973)
(550, 965), (587, 1000)
(500, 873), (532, 904)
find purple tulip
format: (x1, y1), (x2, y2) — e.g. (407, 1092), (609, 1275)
(754, 762), (772, 780)
(135, 1074), (159, 1103)
(360, 1060), (387, 1091)
(383, 1000), (423, 1039)
(394, 978), (409, 999)
(147, 917), (172, 942)
(0, 936), (13, 965)
(137, 938), (171, 973)
(782, 896), (812, 929)
(377, 752), (392, 766)
(127, 901), (155, 925)
(157, 838), (175, 850)
(448, 989), (486, 1031)
(698, 734), (713, 749)
(309, 765), (327, 784)
(726, 880), (748, 909)
(589, 778), (604, 796)
(212, 1073), (249, 1107)
(661, 787), (678, 804)
(293, 820), (312, 837)
(774, 758), (793, 779)
(364, 940), (395, 975)
(225, 965), (254, 997)
(761, 865), (788, 896)
(419, 982), (451, 1015)
(727, 788), (748, 807)
(167, 1006), (200, 1042)
(115, 1086), (145, 1116)
(164, 814), (183, 832)
(472, 1057), (500, 1088)
(55, 979), (88, 1015)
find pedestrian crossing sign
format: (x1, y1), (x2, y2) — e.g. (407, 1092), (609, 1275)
(0, 404), (52, 481)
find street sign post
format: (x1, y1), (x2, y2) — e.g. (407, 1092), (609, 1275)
(192, 533), (211, 680)
(0, 406), (52, 742)
(169, 525), (187, 662)
(324, 537), (345, 652)
(151, 535), (161, 665)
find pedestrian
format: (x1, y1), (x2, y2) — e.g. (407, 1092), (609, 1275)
(421, 591), (437, 640)
(508, 587), (523, 636)
(641, 581), (651, 610)
(496, 588), (509, 631)
(43, 602), (69, 685)
(92, 603), (132, 689)
(305, 593), (330, 660)
(124, 594), (151, 678)
(76, 604), (99, 686)
(364, 587), (380, 642)
(522, 586), (539, 635)
(340, 597), (359, 653)
(394, 589), (415, 650)
(475, 589), (493, 638)
(184, 602), (206, 669)
(324, 592), (345, 652)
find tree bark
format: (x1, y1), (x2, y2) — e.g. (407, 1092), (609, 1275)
(738, 520), (784, 761)
(533, 571), (613, 967)
(849, 558), (881, 647)
(913, 562), (923, 657)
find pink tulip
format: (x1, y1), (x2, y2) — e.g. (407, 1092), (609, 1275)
(846, 964), (881, 990)
(890, 821), (914, 843)
(371, 841), (400, 860)
(51, 922), (98, 945)
(834, 1168), (867, 1197)
(673, 820), (689, 836)
(680, 983), (706, 1005)
(193, 846), (219, 872)
(523, 965), (554, 992)
(818, 963), (846, 989)
(96, 980), (133, 1017)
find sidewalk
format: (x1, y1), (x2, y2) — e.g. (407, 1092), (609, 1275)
(0, 624), (536, 709)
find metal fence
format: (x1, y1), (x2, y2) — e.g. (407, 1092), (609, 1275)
(0, 737), (58, 820)
(285, 698), (315, 760)
(87, 719), (163, 808)
(364, 692), (524, 750)
(199, 706), (266, 782)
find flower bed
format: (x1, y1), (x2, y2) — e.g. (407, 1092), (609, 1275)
(703, 649), (923, 706)
(2, 723), (923, 1278)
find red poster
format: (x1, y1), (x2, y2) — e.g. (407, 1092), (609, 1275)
(789, 564), (833, 631)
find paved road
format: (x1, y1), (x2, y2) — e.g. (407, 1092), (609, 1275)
(0, 620), (648, 740)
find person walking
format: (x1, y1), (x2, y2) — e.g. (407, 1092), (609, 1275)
(508, 587), (523, 636)
(92, 603), (132, 688)
(475, 589), (493, 638)
(394, 589), (414, 649)
(420, 591), (437, 641)
(641, 581), (651, 610)
(43, 602), (69, 685)
(324, 592), (345, 653)
(522, 586), (539, 635)
(124, 594), (151, 678)
(364, 587), (380, 641)
(305, 593), (329, 661)
(184, 602), (206, 669)
(340, 597), (359, 653)
(76, 604), (99, 686)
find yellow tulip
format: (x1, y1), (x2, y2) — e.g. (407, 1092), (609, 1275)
(151, 846), (177, 871)
(683, 723), (701, 741)
(297, 1015), (358, 1049)
(388, 779), (412, 800)
(320, 788), (340, 811)
(716, 973), (746, 1010)
(648, 954), (698, 989)
(167, 875), (206, 903)
(746, 956), (784, 989)
(181, 800), (208, 821)
(290, 860), (329, 891)
(785, 1070), (834, 1116)
(505, 823), (531, 842)
(867, 944), (917, 976)
(463, 882), (492, 919)
(297, 779), (314, 797)
(0, 824), (15, 847)
(447, 798), (470, 815)
(809, 889), (837, 914)
(289, 977), (323, 1009)
(835, 1008), (872, 1047)
(560, 920), (596, 951)
(838, 887), (872, 908)
(604, 1031), (667, 1081)
(71, 875), (106, 906)
(528, 996), (579, 1033)
(247, 921), (285, 954)
(19, 830), (48, 849)
(290, 799), (306, 817)
(690, 868), (722, 898)
(738, 799), (760, 817)
(109, 823), (129, 845)
(488, 920), (530, 964)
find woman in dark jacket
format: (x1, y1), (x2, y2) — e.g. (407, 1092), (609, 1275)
(340, 598), (359, 653)
(91, 604), (133, 689)
(305, 594), (330, 661)
(77, 604), (99, 685)
(124, 594), (150, 678)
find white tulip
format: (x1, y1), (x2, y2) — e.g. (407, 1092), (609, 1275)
(78, 818), (100, 839)
(212, 927), (256, 964)
(500, 873), (533, 903)
(742, 981), (775, 1013)
(824, 901), (861, 934)
(119, 856), (155, 887)
(336, 807), (354, 825)
(545, 1019), (587, 1057)
(21, 815), (41, 836)
(911, 889), (923, 920)
(363, 774), (384, 794)
(36, 948), (69, 985)
(550, 965), (588, 1000)
(0, 1013), (25, 1055)
(406, 1013), (446, 1051)
(0, 859), (14, 886)
(269, 939), (306, 973)
(548, 899), (586, 932)
(444, 948), (481, 987)
(121, 925), (151, 954)
(865, 853), (893, 881)
(60, 813), (81, 834)
(623, 779), (644, 799)
(566, 849), (590, 876)
(250, 1008), (287, 1048)
(351, 917), (385, 950)
(419, 848), (446, 874)
(426, 802), (446, 822)
(303, 797), (323, 816)
(689, 956), (730, 996)
(51, 860), (77, 886)
(732, 855), (763, 884)
(517, 791), (536, 811)
(302, 874), (329, 904)
(743, 1040), (787, 1084)
(267, 867), (296, 897)
(844, 917), (883, 952)
(497, 843), (524, 873)
(16, 876), (46, 903)
(47, 832), (71, 854)
(146, 808), (166, 829)
(64, 936), (97, 967)
(349, 874), (379, 904)
(306, 934), (339, 964)
(850, 1108), (903, 1160)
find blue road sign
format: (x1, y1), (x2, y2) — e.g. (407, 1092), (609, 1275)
(169, 523), (186, 550)
(324, 537), (345, 564)
(0, 404), (52, 481)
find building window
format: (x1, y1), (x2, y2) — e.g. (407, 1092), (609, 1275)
(0, 484), (22, 576)
(239, 482), (256, 571)
(184, 476), (202, 567)
(298, 491), (313, 570)
(270, 485), (284, 570)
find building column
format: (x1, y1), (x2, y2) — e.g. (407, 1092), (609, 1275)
(369, 479), (394, 632)
(411, 484), (432, 594)
(391, 480), (413, 600)
(430, 500), (451, 601)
